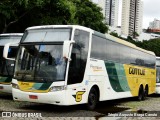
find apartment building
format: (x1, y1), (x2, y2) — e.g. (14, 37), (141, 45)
(121, 0), (143, 37)
(149, 19), (160, 30)
(91, 0), (119, 27)
(105, 0), (119, 27)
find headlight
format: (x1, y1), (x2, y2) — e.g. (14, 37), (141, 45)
(49, 86), (67, 92)
(12, 83), (19, 89)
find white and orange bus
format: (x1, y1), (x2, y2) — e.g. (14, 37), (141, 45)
(11, 25), (156, 110)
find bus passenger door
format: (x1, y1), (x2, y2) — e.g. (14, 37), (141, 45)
(66, 29), (89, 104)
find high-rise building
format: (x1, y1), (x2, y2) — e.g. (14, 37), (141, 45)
(149, 19), (160, 30)
(148, 19), (160, 32)
(121, 0), (143, 37)
(91, 0), (119, 27)
(105, 0), (119, 27)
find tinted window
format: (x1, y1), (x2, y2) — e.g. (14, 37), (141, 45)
(91, 35), (106, 60)
(0, 47), (3, 58)
(119, 44), (131, 64)
(8, 47), (18, 58)
(68, 29), (89, 84)
(91, 34), (155, 68)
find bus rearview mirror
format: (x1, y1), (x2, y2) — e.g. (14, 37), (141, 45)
(63, 41), (75, 61)
(3, 43), (16, 61)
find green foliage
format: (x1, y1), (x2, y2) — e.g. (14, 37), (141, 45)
(73, 0), (108, 33)
(110, 31), (118, 37)
(125, 36), (160, 56)
(133, 31), (139, 37)
(0, 0), (45, 33)
(127, 36), (133, 41)
(141, 38), (160, 56)
(38, 0), (75, 24)
(0, 0), (108, 33)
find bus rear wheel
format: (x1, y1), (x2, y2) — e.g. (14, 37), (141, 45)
(87, 88), (98, 110)
(138, 86), (144, 101)
(144, 86), (148, 99)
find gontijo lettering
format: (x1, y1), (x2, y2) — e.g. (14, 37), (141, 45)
(129, 67), (145, 75)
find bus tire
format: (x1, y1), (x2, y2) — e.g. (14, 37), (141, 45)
(144, 85), (148, 99)
(87, 88), (98, 110)
(138, 86), (144, 101)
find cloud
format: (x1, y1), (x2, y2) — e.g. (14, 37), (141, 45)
(144, 0), (160, 17)
(143, 0), (160, 28)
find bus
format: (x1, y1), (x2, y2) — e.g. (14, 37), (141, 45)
(11, 25), (156, 110)
(156, 57), (160, 94)
(0, 33), (23, 93)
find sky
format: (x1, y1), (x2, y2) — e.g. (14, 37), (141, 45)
(142, 0), (160, 29)
(119, 0), (160, 29)
(92, 0), (160, 29)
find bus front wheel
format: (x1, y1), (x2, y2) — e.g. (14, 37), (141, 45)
(87, 88), (98, 110)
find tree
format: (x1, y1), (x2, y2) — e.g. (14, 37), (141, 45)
(0, 0), (45, 33)
(133, 31), (139, 38)
(126, 36), (136, 44)
(38, 0), (77, 25)
(73, 0), (108, 33)
(144, 38), (160, 56)
(0, 0), (108, 34)
(127, 36), (133, 41)
(110, 31), (118, 37)
(125, 37), (160, 56)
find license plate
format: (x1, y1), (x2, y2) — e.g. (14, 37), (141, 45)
(29, 95), (38, 99)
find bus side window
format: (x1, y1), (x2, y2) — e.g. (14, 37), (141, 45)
(70, 53), (78, 67)
(67, 29), (89, 85)
(68, 47), (81, 84)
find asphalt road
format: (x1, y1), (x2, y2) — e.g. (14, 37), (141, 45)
(1, 93), (160, 119)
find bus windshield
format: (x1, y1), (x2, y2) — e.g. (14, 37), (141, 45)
(14, 44), (66, 82)
(0, 46), (18, 76)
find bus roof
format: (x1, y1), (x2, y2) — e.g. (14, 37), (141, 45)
(94, 31), (155, 56)
(0, 33), (23, 37)
(26, 25), (92, 32)
(109, 34), (155, 56)
(25, 25), (155, 56)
